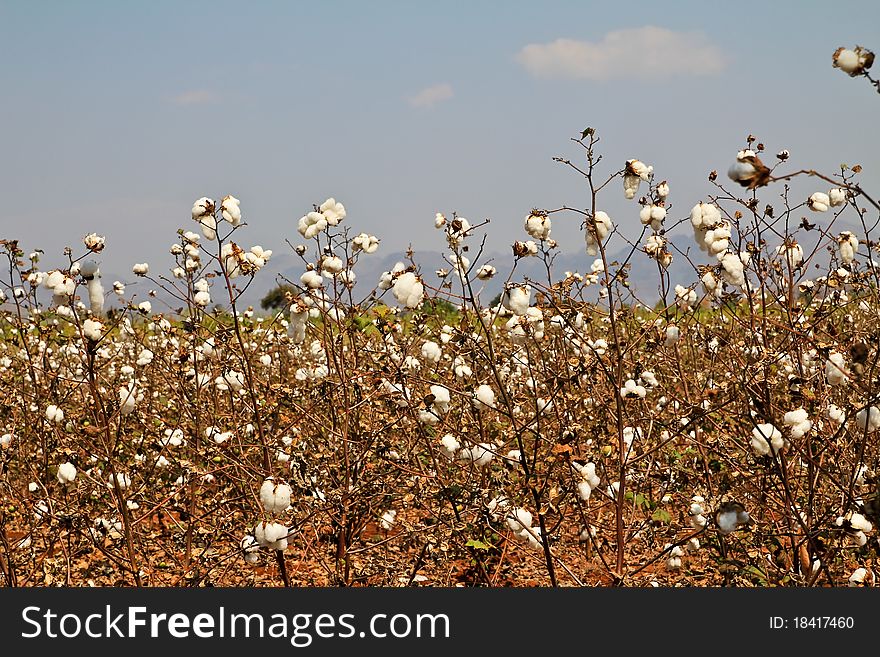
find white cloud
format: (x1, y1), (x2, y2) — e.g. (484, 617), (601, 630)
(516, 26), (725, 81)
(407, 83), (454, 108)
(171, 89), (216, 106)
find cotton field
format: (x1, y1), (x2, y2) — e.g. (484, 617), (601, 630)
(0, 47), (878, 588)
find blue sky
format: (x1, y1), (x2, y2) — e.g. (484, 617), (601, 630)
(1, 1), (878, 287)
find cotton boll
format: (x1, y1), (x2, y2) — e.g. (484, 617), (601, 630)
(57, 462), (77, 486)
(108, 472), (131, 491)
(620, 379), (647, 399)
(848, 567), (873, 587)
(783, 408), (812, 439)
(298, 211), (328, 239)
(524, 212), (551, 240)
(259, 478), (292, 515)
(808, 192), (830, 212)
(639, 204), (666, 231)
(198, 214), (217, 240)
(86, 278), (104, 315)
(352, 233), (380, 254)
(828, 404), (846, 425)
(727, 150), (770, 189)
(833, 46), (874, 76)
(132, 263), (149, 276)
(45, 405), (64, 424)
(476, 264), (496, 280)
(776, 242), (804, 269)
(319, 198), (346, 226)
(585, 211), (613, 255)
(837, 232), (859, 264)
(0, 433), (12, 448)
(379, 509), (397, 531)
(439, 434), (460, 459)
(664, 325), (680, 346)
(82, 318), (103, 342)
(576, 480), (593, 501)
(83, 232), (106, 253)
(459, 443), (494, 467)
(241, 535), (260, 564)
(220, 195), (241, 226)
(420, 340), (442, 364)
(855, 406), (880, 433)
(472, 384), (496, 410)
(825, 352), (849, 385)
(392, 272), (424, 308)
(502, 284), (531, 316)
(194, 290), (211, 307)
(665, 545), (684, 571)
(751, 423), (784, 455)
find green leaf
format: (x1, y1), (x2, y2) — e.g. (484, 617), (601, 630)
(466, 539), (490, 551)
(651, 509), (671, 524)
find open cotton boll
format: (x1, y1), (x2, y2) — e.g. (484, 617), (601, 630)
(775, 242), (804, 269)
(524, 212), (551, 240)
(220, 195), (241, 226)
(420, 340), (442, 363)
(132, 263), (149, 276)
(620, 379), (647, 399)
(118, 382), (141, 415)
(848, 567), (873, 587)
(57, 462), (77, 486)
(82, 318), (103, 342)
(751, 423), (784, 456)
(783, 408), (812, 439)
(300, 270), (323, 289)
(392, 271), (424, 308)
(458, 443), (494, 467)
(45, 405), (64, 424)
(727, 150), (770, 189)
(108, 472), (131, 491)
(665, 544), (684, 570)
(86, 278), (104, 315)
(465, 265), (491, 284)
(585, 211), (612, 255)
(197, 214), (217, 240)
(253, 521), (289, 550)
(259, 478), (292, 514)
(439, 433), (460, 459)
(824, 351), (849, 385)
(829, 187), (848, 207)
(472, 384), (496, 410)
(715, 501), (751, 535)
(855, 406), (880, 433)
(576, 480), (593, 501)
(352, 233), (380, 254)
(319, 198), (346, 226)
(379, 509), (397, 531)
(0, 433), (12, 448)
(807, 192), (830, 212)
(639, 204), (666, 231)
(320, 255), (344, 277)
(298, 211), (328, 239)
(429, 385), (451, 415)
(828, 404), (846, 425)
(83, 232), (106, 253)
(837, 232), (859, 264)
(502, 284), (531, 316)
(241, 535), (260, 564)
(833, 46), (874, 76)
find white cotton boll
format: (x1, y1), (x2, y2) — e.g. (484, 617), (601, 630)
(0, 433), (12, 448)
(848, 513), (873, 533)
(833, 48), (861, 74)
(135, 349), (153, 367)
(502, 284), (531, 316)
(783, 408), (812, 439)
(623, 173), (640, 199)
(664, 325), (680, 346)
(524, 212), (551, 240)
(665, 545), (684, 571)
(808, 192), (830, 212)
(640, 371), (658, 388)
(439, 434), (460, 459)
(132, 263), (149, 276)
(776, 242), (804, 269)
(57, 462), (77, 486)
(241, 535), (260, 564)
(828, 404), (846, 425)
(320, 255), (344, 277)
(639, 204), (666, 231)
(855, 406), (880, 433)
(352, 233), (380, 254)
(429, 385), (450, 415)
(108, 472), (131, 491)
(82, 318), (103, 342)
(137, 301), (152, 314)
(392, 271), (424, 308)
(476, 264), (496, 280)
(434, 212), (447, 229)
(674, 285), (697, 310)
(620, 379), (647, 399)
(220, 195), (241, 226)
(848, 567), (873, 587)
(118, 383), (140, 415)
(825, 352), (849, 385)
(459, 443), (494, 467)
(298, 211), (328, 239)
(378, 509), (397, 531)
(827, 188), (847, 209)
(506, 508), (533, 534)
(193, 290), (211, 307)
(259, 478), (292, 514)
(716, 504), (750, 535)
(197, 214), (217, 240)
(751, 423), (784, 456)
(585, 211), (612, 255)
(576, 480), (593, 501)
(472, 384), (496, 410)
(45, 405), (64, 424)
(300, 270), (323, 289)
(837, 232), (859, 264)
(319, 198), (346, 226)
(421, 341), (442, 364)
(657, 181), (670, 199)
(83, 232), (106, 252)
